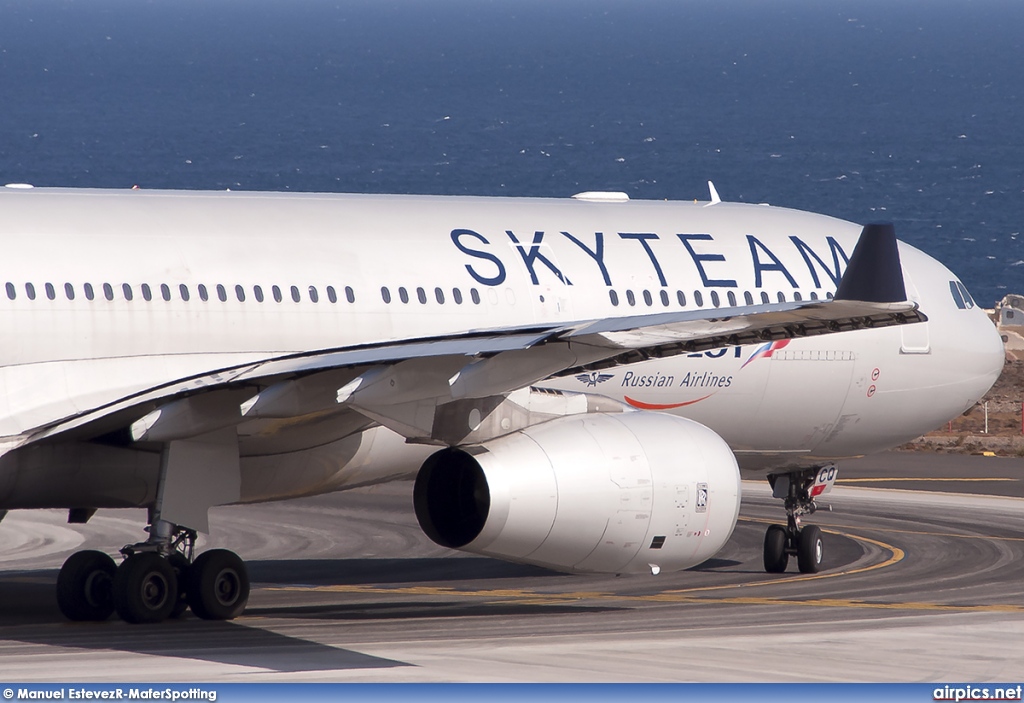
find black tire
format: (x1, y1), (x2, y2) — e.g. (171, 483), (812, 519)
(186, 549), (249, 621)
(167, 553), (191, 619)
(113, 552), (177, 624)
(797, 524), (824, 574)
(56, 550), (117, 621)
(763, 524), (789, 573)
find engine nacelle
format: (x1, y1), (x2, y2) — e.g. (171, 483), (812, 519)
(414, 411), (741, 575)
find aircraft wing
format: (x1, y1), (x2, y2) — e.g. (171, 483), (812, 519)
(22, 223), (921, 449)
(556, 297), (919, 375)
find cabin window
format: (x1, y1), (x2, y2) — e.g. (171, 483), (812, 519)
(728, 291), (737, 306)
(64, 283), (75, 300)
(327, 286), (337, 303)
(660, 290), (670, 306)
(161, 284), (171, 302)
(45, 283), (56, 300)
(235, 285), (245, 302)
(711, 291), (720, 308)
(5, 283), (15, 300)
(956, 281), (975, 309)
(103, 283), (114, 301)
(810, 291), (819, 301)
(272, 285), (283, 303)
(84, 283), (94, 301)
(417, 287), (427, 304)
(141, 283), (152, 301)
(25, 283), (36, 300)
(216, 284), (227, 302)
(435, 287), (445, 304)
(694, 291), (703, 307)
(794, 292), (803, 302)
(677, 290), (686, 306)
(761, 291), (770, 304)
(345, 286), (355, 303)
(609, 290), (619, 306)
(290, 285), (301, 303)
(453, 288), (463, 305)
(949, 281), (965, 308)
(471, 288), (481, 305)
(198, 284), (209, 301)
(254, 285), (264, 303)
(744, 291), (754, 305)
(179, 284), (190, 302)
(626, 290), (636, 306)
(961, 282), (975, 308)
(777, 292), (786, 303)
(122, 284), (133, 301)
(309, 286), (319, 303)
(642, 290), (653, 306)
(381, 287), (392, 304)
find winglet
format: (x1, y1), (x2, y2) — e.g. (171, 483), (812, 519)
(834, 222), (908, 303)
(707, 181), (721, 205)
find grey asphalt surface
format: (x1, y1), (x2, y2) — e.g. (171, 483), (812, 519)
(835, 450), (1024, 496)
(0, 451), (1022, 681)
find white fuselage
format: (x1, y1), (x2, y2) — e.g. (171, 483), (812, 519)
(0, 188), (1004, 508)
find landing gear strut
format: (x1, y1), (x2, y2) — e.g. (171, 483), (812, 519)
(762, 466), (834, 574)
(57, 422), (249, 624)
(56, 518), (249, 624)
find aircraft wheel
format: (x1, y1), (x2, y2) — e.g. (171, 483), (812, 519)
(113, 552), (177, 624)
(167, 553), (191, 619)
(56, 550), (117, 621)
(763, 525), (789, 573)
(186, 549), (249, 621)
(797, 524), (824, 574)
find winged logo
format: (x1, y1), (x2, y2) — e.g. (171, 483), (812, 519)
(576, 372), (614, 387)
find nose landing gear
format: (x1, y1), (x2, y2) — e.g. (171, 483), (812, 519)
(762, 465), (835, 574)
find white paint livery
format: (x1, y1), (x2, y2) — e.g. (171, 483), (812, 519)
(0, 186), (1004, 623)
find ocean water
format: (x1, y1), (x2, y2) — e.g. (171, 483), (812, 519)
(0, 0), (1021, 306)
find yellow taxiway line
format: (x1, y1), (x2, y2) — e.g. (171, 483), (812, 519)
(263, 518), (1024, 614)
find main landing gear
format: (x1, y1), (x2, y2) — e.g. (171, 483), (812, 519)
(762, 465), (835, 574)
(56, 519), (249, 624)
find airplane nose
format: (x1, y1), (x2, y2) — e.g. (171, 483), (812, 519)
(943, 302), (1007, 414)
(901, 242), (1005, 414)
(971, 308), (1007, 398)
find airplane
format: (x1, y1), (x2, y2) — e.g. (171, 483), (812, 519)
(0, 183), (1004, 625)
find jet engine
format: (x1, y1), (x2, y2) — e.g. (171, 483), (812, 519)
(414, 411), (741, 575)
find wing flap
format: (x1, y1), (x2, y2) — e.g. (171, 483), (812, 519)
(24, 297), (920, 447)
